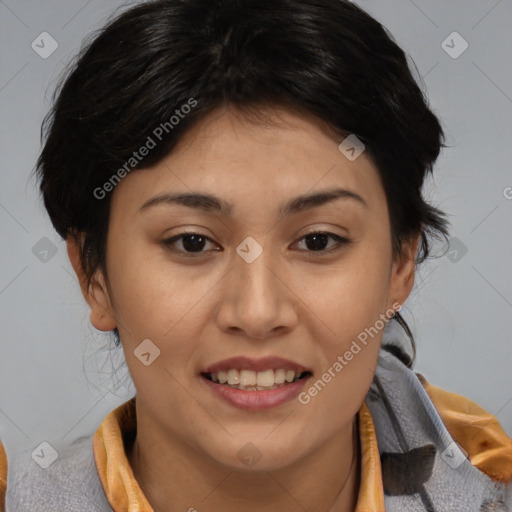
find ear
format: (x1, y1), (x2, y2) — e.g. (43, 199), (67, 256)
(66, 235), (117, 332)
(387, 232), (421, 311)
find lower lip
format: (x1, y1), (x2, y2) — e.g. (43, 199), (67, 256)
(200, 374), (311, 410)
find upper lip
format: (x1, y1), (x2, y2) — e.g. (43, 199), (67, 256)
(201, 356), (311, 374)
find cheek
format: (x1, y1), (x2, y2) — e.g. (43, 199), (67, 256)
(298, 265), (387, 420)
(105, 243), (222, 377)
(107, 240), (179, 317)
(296, 241), (390, 381)
(299, 350), (378, 449)
(298, 246), (391, 330)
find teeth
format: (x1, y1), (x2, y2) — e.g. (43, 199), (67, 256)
(240, 369), (257, 386)
(256, 369), (274, 387)
(274, 369), (286, 384)
(208, 369), (306, 390)
(227, 369), (240, 385)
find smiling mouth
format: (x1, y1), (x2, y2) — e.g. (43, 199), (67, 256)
(201, 370), (312, 391)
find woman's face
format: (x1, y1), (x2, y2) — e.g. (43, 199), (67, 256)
(74, 106), (417, 470)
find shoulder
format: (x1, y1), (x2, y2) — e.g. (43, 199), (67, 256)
(3, 435), (112, 512)
(369, 349), (512, 508)
(415, 372), (512, 484)
(1, 442), (6, 512)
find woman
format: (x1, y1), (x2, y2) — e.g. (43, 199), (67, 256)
(2, 0), (511, 510)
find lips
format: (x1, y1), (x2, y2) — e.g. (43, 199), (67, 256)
(201, 355), (312, 374)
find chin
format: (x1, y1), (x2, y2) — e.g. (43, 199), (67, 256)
(204, 437), (305, 473)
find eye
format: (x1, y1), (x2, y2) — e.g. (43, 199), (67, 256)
(162, 231), (219, 255)
(162, 230), (351, 257)
(293, 231), (351, 254)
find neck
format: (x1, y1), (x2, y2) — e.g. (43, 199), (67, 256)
(127, 402), (361, 512)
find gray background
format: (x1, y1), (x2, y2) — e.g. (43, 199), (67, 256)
(1, 0), (511, 462)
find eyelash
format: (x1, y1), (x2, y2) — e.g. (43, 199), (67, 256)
(162, 230), (351, 257)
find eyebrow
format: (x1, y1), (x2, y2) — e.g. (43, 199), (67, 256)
(139, 187), (368, 216)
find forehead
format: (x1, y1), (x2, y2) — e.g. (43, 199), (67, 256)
(110, 106), (387, 218)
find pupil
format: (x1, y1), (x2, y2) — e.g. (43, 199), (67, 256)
(183, 234), (206, 252)
(306, 233), (328, 251)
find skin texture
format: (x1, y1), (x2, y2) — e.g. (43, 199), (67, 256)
(68, 106), (419, 511)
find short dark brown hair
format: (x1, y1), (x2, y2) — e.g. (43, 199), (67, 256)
(34, 0), (451, 366)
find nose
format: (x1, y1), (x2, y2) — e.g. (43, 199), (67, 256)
(214, 239), (299, 340)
